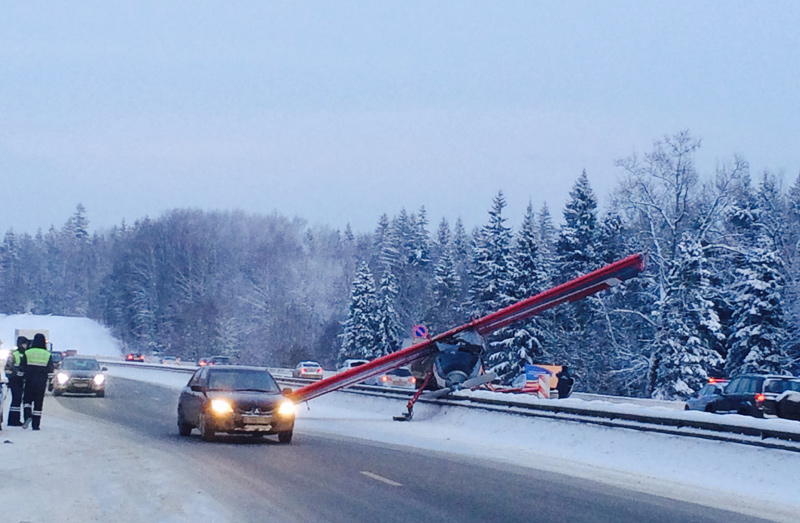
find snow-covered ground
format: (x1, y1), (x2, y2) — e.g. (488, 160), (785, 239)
(3, 315), (800, 522)
(0, 314), (123, 358)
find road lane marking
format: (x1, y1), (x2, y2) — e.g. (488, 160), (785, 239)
(360, 471), (403, 487)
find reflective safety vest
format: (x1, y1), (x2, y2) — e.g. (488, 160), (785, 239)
(12, 349), (22, 366)
(25, 347), (51, 367)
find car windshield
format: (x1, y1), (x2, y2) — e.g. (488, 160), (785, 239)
(388, 368), (411, 377)
(62, 359), (100, 371)
(764, 379), (800, 394)
(301, 363), (319, 368)
(207, 369), (280, 392)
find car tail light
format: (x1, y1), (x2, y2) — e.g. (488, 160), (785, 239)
(381, 376), (389, 382)
(756, 393), (766, 404)
(410, 377), (417, 384)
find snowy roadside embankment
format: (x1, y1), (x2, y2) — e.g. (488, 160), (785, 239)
(106, 365), (800, 522)
(1, 395), (233, 523)
(0, 314), (123, 358)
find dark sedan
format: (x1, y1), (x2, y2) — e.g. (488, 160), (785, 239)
(177, 365), (295, 443)
(684, 379), (728, 411)
(53, 356), (107, 397)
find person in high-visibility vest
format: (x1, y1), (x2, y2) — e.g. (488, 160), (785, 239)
(5, 336), (28, 426)
(20, 333), (53, 430)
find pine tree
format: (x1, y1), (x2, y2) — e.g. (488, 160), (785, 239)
(556, 170), (601, 282)
(339, 262), (379, 361)
(427, 235), (463, 334)
(726, 233), (788, 376)
(652, 236), (725, 399)
(487, 203), (553, 382)
(469, 192), (514, 317)
(375, 270), (403, 357)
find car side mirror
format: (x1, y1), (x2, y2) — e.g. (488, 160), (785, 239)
(101, 367), (108, 372)
(282, 387), (293, 395)
(190, 385), (204, 392)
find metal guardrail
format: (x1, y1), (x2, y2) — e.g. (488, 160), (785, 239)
(100, 360), (800, 452)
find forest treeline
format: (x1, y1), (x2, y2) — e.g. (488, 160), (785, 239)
(1, 131), (799, 399)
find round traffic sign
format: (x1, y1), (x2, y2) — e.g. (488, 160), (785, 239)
(413, 324), (428, 338)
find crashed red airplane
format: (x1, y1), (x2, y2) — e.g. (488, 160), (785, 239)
(289, 252), (646, 420)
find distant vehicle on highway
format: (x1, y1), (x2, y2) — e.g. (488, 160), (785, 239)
(705, 374), (800, 417)
(177, 365), (295, 443)
(776, 390), (800, 421)
(338, 359), (369, 372)
(161, 355), (180, 365)
(684, 379), (729, 411)
(292, 361), (324, 379)
(53, 356), (107, 397)
(364, 367), (416, 389)
(125, 353), (145, 362)
(208, 356), (233, 366)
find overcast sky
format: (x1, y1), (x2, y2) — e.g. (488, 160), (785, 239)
(2, 2), (798, 236)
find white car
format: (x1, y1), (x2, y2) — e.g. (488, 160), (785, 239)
(364, 367), (417, 389)
(337, 359), (369, 373)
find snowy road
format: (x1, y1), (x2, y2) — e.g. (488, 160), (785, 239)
(4, 367), (798, 522)
(40, 376), (767, 523)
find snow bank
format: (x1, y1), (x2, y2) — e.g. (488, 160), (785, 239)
(0, 398), (233, 523)
(0, 314), (122, 358)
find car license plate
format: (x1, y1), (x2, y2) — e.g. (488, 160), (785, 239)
(74, 382), (89, 388)
(242, 415), (272, 424)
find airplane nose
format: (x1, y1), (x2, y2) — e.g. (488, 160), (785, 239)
(444, 371), (469, 389)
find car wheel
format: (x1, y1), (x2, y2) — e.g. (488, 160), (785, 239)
(96, 390), (105, 398)
(178, 419), (193, 437)
(684, 404), (689, 410)
(200, 413), (216, 442)
(705, 405), (715, 413)
(278, 429), (293, 444)
(53, 388), (62, 397)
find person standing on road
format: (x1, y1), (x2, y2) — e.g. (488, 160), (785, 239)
(20, 333), (53, 430)
(6, 336), (29, 426)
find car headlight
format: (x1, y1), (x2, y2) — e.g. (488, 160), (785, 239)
(277, 400), (295, 417)
(57, 372), (70, 385)
(210, 399), (234, 415)
(93, 374), (105, 385)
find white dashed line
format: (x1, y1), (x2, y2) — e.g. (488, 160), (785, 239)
(360, 471), (403, 487)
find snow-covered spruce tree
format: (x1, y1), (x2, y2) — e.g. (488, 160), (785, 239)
(469, 191), (515, 318)
(725, 232), (788, 376)
(426, 231), (463, 335)
(651, 236), (725, 399)
(556, 170), (601, 283)
(339, 262), (379, 361)
(553, 171), (604, 382)
(469, 192), (517, 381)
(488, 203), (553, 382)
(374, 269), (403, 357)
(784, 174), (800, 372)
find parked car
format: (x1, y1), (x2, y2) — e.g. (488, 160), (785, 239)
(684, 378), (729, 411)
(50, 350), (64, 370)
(338, 359), (369, 372)
(177, 365), (295, 443)
(198, 357), (209, 366)
(53, 356), (107, 397)
(776, 390), (800, 421)
(125, 353), (145, 362)
(208, 356), (233, 366)
(161, 355), (180, 365)
(293, 361), (324, 379)
(705, 374), (800, 418)
(364, 367), (417, 389)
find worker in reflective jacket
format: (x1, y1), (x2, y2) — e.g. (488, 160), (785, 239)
(20, 333), (53, 430)
(5, 336), (29, 426)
